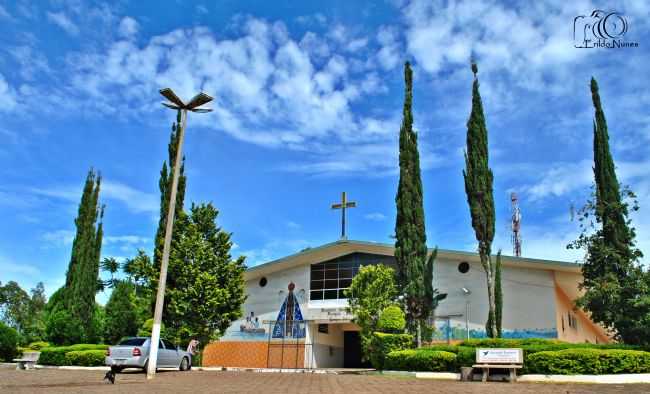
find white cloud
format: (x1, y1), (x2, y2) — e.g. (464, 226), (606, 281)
(47, 11), (79, 35)
(286, 221), (301, 229)
(376, 26), (400, 70)
(0, 5), (11, 19)
(118, 16), (139, 38)
(65, 17), (401, 176)
(102, 181), (158, 214)
(30, 179), (157, 214)
(42, 229), (75, 246)
(104, 235), (150, 245)
(0, 73), (18, 112)
(520, 159), (650, 202)
(364, 212), (387, 221)
(0, 258), (40, 277)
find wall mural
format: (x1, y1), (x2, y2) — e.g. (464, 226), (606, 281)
(272, 282), (305, 339)
(221, 282), (305, 341)
(430, 319), (557, 341)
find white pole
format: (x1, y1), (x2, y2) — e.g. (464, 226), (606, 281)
(147, 109), (187, 380)
(466, 300), (470, 340)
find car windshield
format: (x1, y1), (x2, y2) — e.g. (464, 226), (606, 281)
(118, 338), (146, 346)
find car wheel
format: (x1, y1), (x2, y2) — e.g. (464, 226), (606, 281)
(179, 357), (190, 371)
(142, 360), (148, 373)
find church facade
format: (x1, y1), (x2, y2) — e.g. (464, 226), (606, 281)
(202, 240), (609, 369)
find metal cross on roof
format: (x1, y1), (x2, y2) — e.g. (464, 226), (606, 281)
(331, 192), (356, 240)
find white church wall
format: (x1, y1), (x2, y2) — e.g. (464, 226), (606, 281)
(434, 257), (557, 339)
(221, 264), (310, 341)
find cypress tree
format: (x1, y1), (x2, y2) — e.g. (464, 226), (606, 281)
(463, 63), (498, 338)
(65, 169), (104, 341)
(572, 78), (646, 343)
(394, 62), (429, 346)
(151, 111), (187, 313)
(154, 111), (187, 272)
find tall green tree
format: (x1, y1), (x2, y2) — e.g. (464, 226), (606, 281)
(154, 111), (187, 273)
(569, 78), (648, 344)
(463, 63), (498, 338)
(164, 203), (246, 346)
(0, 281), (30, 332)
(104, 281), (139, 344)
(345, 265), (398, 360)
(394, 61), (434, 346)
(64, 169), (105, 342)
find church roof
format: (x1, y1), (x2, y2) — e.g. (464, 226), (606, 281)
(244, 239), (581, 281)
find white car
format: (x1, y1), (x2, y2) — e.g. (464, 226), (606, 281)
(105, 337), (192, 372)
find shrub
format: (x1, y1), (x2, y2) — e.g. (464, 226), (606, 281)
(385, 349), (457, 372)
(424, 345), (475, 370)
(369, 332), (413, 370)
(38, 344), (109, 366)
(28, 341), (51, 350)
(376, 306), (406, 333)
(0, 322), (20, 361)
(65, 350), (106, 367)
(527, 349), (650, 375)
(45, 309), (84, 345)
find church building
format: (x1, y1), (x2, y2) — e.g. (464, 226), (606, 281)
(202, 239), (609, 369)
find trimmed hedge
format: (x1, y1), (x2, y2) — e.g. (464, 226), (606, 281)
(376, 306), (406, 333)
(421, 341), (650, 374)
(527, 349), (650, 375)
(369, 332), (413, 370)
(28, 341), (50, 350)
(385, 349), (456, 372)
(423, 345), (475, 370)
(39, 344), (108, 366)
(65, 350), (106, 367)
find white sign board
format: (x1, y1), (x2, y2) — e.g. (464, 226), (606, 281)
(476, 348), (523, 364)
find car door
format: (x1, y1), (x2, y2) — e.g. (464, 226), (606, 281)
(162, 339), (179, 367)
(156, 339), (170, 367)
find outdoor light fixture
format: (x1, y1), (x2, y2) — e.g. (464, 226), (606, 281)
(147, 88), (213, 380)
(159, 88), (214, 113)
(461, 287), (471, 295)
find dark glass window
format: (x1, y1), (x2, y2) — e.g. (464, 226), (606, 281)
(118, 338), (146, 346)
(458, 262), (470, 274)
(309, 253), (397, 300)
(259, 277), (268, 287)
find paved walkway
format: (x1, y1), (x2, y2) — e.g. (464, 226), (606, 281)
(1, 365), (649, 393)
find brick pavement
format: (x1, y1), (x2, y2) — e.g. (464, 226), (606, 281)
(1, 365), (649, 394)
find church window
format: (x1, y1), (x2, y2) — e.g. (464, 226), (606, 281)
(310, 253), (396, 300)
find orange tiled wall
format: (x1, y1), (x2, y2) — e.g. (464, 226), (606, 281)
(203, 341), (305, 368)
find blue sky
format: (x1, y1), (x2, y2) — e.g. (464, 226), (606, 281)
(1, 0), (649, 302)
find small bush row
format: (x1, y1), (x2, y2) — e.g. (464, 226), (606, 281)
(527, 349), (650, 375)
(385, 349), (456, 372)
(39, 344), (108, 366)
(368, 332), (413, 370)
(64, 350), (106, 367)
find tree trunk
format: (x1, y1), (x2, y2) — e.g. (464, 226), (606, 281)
(416, 320), (422, 348)
(483, 254), (497, 338)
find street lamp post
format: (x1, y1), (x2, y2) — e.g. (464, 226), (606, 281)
(147, 88), (213, 380)
(461, 287), (471, 340)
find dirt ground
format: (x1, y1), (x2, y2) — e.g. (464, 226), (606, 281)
(1, 365), (650, 394)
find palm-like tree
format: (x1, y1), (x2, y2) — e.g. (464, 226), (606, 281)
(101, 257), (120, 289)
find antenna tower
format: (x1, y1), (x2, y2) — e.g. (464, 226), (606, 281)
(511, 192), (522, 257)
